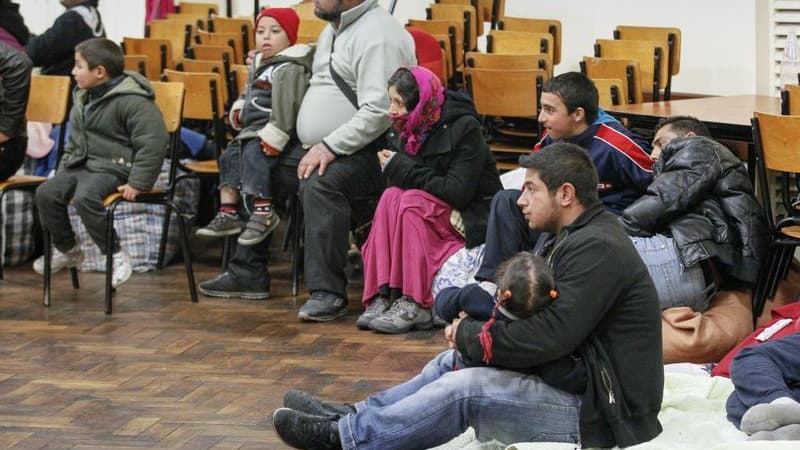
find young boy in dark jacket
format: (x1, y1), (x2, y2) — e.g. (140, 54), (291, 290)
(195, 8), (312, 248)
(33, 38), (168, 288)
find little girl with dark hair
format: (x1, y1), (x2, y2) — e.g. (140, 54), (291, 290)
(439, 252), (586, 394)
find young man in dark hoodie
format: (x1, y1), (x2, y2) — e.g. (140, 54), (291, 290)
(271, 144), (664, 450)
(25, 0), (105, 76)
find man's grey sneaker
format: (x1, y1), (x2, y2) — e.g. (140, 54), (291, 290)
(33, 244), (84, 275)
(237, 210), (280, 246)
(283, 389), (356, 419)
(298, 291), (348, 322)
(272, 407), (342, 450)
(195, 212), (241, 238)
(356, 296), (392, 330)
(369, 296), (433, 334)
(111, 250), (133, 288)
(198, 272), (269, 300)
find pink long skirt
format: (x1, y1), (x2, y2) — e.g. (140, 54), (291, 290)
(361, 187), (465, 308)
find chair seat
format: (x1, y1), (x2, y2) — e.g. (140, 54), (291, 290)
(0, 175), (47, 191)
(183, 160), (219, 174)
(780, 225), (800, 239)
(489, 142), (533, 154)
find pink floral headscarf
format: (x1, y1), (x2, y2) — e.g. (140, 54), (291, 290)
(390, 66), (445, 156)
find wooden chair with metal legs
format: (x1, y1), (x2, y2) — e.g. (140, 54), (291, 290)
(750, 112), (800, 324)
(614, 25), (681, 100)
(497, 17), (562, 65)
(581, 56), (644, 105)
(780, 83), (800, 115)
(592, 78), (627, 109)
(0, 75), (71, 281)
(162, 69), (232, 269)
(122, 37), (174, 82)
(44, 82), (198, 314)
(594, 39), (669, 102)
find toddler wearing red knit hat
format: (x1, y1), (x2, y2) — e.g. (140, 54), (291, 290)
(195, 6), (313, 248)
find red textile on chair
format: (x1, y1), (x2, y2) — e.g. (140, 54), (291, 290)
(406, 27), (446, 85)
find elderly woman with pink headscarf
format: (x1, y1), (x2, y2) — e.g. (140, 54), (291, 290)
(358, 66), (502, 334)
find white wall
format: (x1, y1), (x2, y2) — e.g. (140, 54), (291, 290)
(20, 0), (767, 95)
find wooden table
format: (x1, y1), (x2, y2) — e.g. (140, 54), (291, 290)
(606, 95), (781, 182)
(605, 95), (781, 143)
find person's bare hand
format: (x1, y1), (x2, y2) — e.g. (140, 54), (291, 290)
(245, 49), (256, 66)
(377, 149), (395, 167)
(0, 131), (9, 145)
(297, 143), (336, 179)
(117, 184), (141, 201)
(444, 316), (463, 349)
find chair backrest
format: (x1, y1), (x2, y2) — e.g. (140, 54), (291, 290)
(751, 112), (800, 229)
(497, 17), (562, 65)
(581, 56), (643, 104)
(428, 4), (476, 54)
(146, 19), (193, 61)
(487, 30), (554, 72)
(296, 18), (328, 44)
(177, 59), (230, 105)
(408, 19), (462, 69)
(592, 78), (627, 108)
(209, 17), (254, 52)
(166, 12), (208, 30)
(294, 2), (317, 20)
(26, 74), (71, 163)
(190, 44), (233, 64)
(406, 27), (446, 85)
(230, 64), (249, 99)
(176, 1), (217, 17)
(466, 51), (551, 75)
(163, 69), (225, 120)
(783, 84), (800, 115)
(151, 81), (185, 133)
(435, 0), (490, 35)
(197, 30), (244, 64)
(122, 37), (173, 81)
(615, 25), (681, 75)
(26, 75), (71, 125)
(465, 67), (547, 118)
(594, 38), (669, 101)
(124, 54), (150, 79)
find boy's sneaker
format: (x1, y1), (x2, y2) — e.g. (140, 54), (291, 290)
(196, 212), (241, 238)
(298, 291), (348, 322)
(238, 210), (280, 246)
(33, 244), (84, 275)
(369, 296), (433, 334)
(198, 271), (270, 300)
(111, 251), (133, 288)
(283, 389), (356, 419)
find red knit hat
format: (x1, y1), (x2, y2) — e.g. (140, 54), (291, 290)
(255, 7), (300, 45)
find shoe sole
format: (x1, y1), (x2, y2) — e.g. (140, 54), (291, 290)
(237, 216), (280, 247)
(198, 286), (269, 300)
(297, 308), (348, 322)
(369, 320), (435, 334)
(195, 227), (242, 238)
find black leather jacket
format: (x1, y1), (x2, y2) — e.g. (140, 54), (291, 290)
(0, 42), (31, 138)
(621, 136), (768, 286)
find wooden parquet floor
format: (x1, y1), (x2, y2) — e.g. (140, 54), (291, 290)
(0, 241), (447, 449)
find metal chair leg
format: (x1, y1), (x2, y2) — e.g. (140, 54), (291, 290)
(104, 205), (116, 315)
(291, 194), (303, 297)
(43, 231), (51, 307)
(157, 202), (172, 270)
(171, 200), (197, 303)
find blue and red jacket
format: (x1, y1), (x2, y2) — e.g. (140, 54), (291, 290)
(534, 121), (653, 215)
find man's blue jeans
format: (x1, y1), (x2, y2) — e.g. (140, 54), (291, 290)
(338, 350), (580, 450)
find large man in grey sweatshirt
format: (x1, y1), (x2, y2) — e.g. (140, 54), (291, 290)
(295, 0), (415, 321)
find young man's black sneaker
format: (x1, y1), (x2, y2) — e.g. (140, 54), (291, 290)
(198, 272), (269, 300)
(272, 407), (342, 450)
(283, 389), (356, 419)
(297, 291), (348, 322)
(196, 212), (242, 238)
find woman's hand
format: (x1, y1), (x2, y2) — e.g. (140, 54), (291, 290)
(377, 149), (395, 169)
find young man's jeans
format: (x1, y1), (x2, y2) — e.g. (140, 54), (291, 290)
(630, 234), (713, 311)
(338, 350), (580, 450)
(218, 138), (279, 199)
